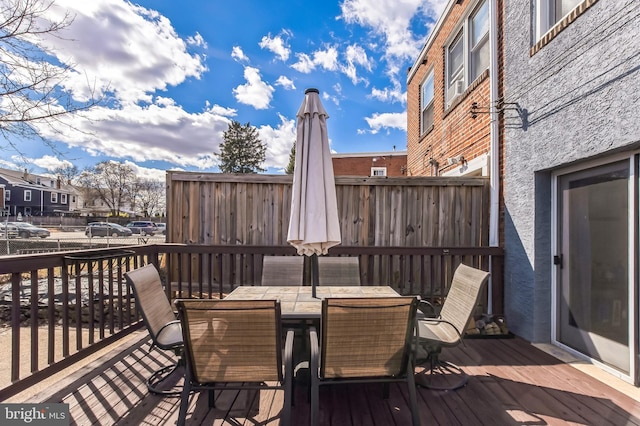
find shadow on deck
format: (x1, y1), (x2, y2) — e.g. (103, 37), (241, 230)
(20, 333), (640, 425)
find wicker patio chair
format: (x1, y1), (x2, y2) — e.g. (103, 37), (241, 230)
(124, 264), (184, 396)
(415, 263), (490, 390)
(175, 299), (294, 426)
(317, 256), (361, 286)
(310, 297), (420, 426)
(261, 256), (305, 286)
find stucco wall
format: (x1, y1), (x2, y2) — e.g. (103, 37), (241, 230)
(502, 0), (640, 342)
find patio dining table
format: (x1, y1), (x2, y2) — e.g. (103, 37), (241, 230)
(225, 285), (401, 320)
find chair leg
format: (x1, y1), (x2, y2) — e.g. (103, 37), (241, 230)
(177, 380), (192, 426)
(407, 359), (421, 426)
(309, 327), (320, 426)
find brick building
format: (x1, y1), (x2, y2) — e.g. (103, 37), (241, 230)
(332, 151), (407, 177)
(406, 0), (503, 178)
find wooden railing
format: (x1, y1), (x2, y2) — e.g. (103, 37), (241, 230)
(0, 244), (503, 399)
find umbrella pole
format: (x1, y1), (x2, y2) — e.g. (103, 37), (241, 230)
(311, 253), (319, 298)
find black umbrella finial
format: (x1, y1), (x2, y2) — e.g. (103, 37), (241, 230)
(305, 88), (319, 94)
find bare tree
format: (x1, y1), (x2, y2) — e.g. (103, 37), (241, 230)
(0, 0), (98, 154)
(52, 164), (79, 184)
(131, 178), (165, 217)
(78, 161), (135, 216)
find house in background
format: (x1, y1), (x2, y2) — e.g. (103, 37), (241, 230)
(332, 151), (407, 177)
(502, 0), (640, 385)
(406, 0), (502, 180)
(0, 168), (82, 217)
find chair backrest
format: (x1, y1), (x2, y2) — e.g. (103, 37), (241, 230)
(175, 299), (283, 383)
(439, 264), (490, 335)
(261, 256), (304, 286)
(317, 257), (361, 286)
(320, 297), (417, 379)
(125, 264), (176, 342)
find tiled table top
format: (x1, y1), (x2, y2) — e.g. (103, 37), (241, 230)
(225, 286), (400, 319)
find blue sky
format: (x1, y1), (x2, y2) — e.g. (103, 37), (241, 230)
(2, 0), (447, 181)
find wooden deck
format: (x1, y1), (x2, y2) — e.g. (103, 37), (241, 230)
(23, 332), (640, 425)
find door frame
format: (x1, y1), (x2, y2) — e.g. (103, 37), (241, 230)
(551, 152), (638, 385)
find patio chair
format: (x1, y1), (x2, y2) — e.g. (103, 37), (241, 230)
(414, 263), (490, 390)
(124, 264), (184, 396)
(261, 255), (305, 286)
(317, 256), (361, 286)
(175, 299), (294, 426)
(310, 297), (420, 426)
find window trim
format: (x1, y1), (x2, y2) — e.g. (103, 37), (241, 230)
(51, 192), (58, 203)
(444, 0), (489, 106)
(24, 190), (31, 202)
(532, 0), (599, 55)
(370, 167), (387, 177)
(420, 68), (435, 135)
(5, 190), (10, 201)
(61, 193), (68, 204)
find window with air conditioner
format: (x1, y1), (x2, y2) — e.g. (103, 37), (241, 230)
(24, 190), (31, 202)
(536, 0), (582, 39)
(420, 69), (435, 134)
(445, 0), (489, 105)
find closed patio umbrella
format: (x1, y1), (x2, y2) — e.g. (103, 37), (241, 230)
(287, 88), (341, 297)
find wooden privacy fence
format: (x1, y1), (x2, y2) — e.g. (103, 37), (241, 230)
(166, 172), (493, 293)
(166, 172), (490, 247)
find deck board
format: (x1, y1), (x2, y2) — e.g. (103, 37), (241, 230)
(23, 333), (640, 425)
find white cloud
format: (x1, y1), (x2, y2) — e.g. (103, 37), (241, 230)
(259, 31), (292, 62)
(291, 46), (339, 73)
(231, 46), (249, 62)
(29, 155), (74, 171)
(275, 76), (296, 90)
(338, 0), (447, 74)
(34, 99), (236, 170)
(341, 44), (372, 85)
(363, 112), (407, 134)
(187, 32), (208, 48)
(125, 161), (167, 182)
(232, 67), (274, 110)
(258, 114), (296, 170)
(40, 0), (208, 104)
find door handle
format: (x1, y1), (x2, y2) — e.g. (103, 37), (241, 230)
(553, 254), (563, 268)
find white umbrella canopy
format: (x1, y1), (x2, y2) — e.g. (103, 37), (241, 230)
(287, 88), (341, 293)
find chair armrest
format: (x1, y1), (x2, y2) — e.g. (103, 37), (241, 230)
(417, 298), (438, 318)
(417, 317), (466, 348)
(283, 329), (295, 382)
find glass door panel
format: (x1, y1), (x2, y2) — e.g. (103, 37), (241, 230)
(557, 160), (630, 373)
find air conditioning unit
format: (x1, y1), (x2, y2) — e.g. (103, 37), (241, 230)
(448, 80), (464, 105)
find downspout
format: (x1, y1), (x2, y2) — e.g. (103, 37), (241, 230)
(488, 0), (500, 313)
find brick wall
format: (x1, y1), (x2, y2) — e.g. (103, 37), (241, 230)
(406, 0), (499, 178)
(332, 153), (407, 177)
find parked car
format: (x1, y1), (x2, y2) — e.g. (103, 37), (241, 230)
(9, 222), (50, 238)
(0, 223), (18, 239)
(154, 222), (166, 235)
(125, 221), (159, 236)
(86, 222), (133, 237)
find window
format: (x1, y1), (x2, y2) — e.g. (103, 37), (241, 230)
(24, 190), (31, 202)
(72, 195), (76, 203)
(470, 0), (489, 81)
(536, 0), (582, 39)
(5, 190), (10, 201)
(61, 193), (67, 204)
(420, 69), (435, 134)
(24, 207), (31, 215)
(51, 192), (58, 203)
(445, 0), (489, 105)
(371, 167), (387, 177)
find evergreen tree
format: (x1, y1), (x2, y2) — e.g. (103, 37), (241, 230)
(285, 142), (296, 174)
(216, 121), (266, 173)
